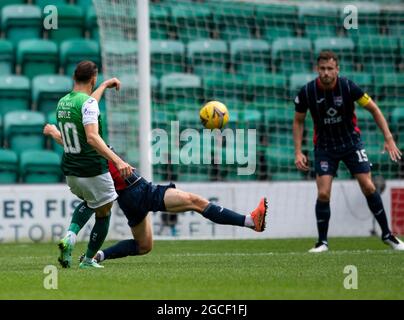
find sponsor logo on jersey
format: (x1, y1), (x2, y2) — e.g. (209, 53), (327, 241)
(333, 96), (343, 106)
(84, 107), (97, 116)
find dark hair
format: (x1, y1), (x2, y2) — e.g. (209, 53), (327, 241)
(317, 51), (339, 66)
(74, 61), (98, 83)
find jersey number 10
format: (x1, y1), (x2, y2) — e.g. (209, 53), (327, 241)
(58, 122), (81, 154)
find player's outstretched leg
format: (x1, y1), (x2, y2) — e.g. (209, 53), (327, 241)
(164, 189), (269, 232)
(58, 201), (94, 268)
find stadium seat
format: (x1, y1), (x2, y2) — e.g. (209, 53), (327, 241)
(298, 3), (339, 40)
(1, 5), (43, 45)
(117, 73), (158, 107)
(265, 147), (304, 181)
(33, 0), (68, 7)
(76, 0), (94, 11)
(187, 39), (228, 77)
(32, 75), (73, 114)
(384, 6), (404, 36)
(0, 148), (18, 183)
(17, 39), (59, 79)
(150, 4), (171, 40)
(20, 150), (62, 183)
(0, 39), (14, 75)
(230, 39), (270, 75)
(344, 3), (381, 40)
(151, 40), (185, 78)
(247, 73), (288, 104)
(103, 40), (137, 76)
(271, 37), (312, 74)
(0, 75), (30, 116)
(170, 4), (212, 42)
(4, 111), (46, 155)
(356, 36), (399, 75)
(314, 37), (355, 72)
(160, 73), (203, 105)
(374, 73), (404, 103)
(341, 72), (374, 96)
(0, 1), (25, 11)
(60, 39), (101, 76)
(46, 5), (85, 44)
(86, 6), (98, 40)
(391, 107), (404, 138)
(289, 73), (317, 98)
(203, 73), (247, 105)
(255, 3), (297, 42)
(210, 1), (255, 41)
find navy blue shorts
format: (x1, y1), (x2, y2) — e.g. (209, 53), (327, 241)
(117, 178), (176, 227)
(314, 143), (371, 177)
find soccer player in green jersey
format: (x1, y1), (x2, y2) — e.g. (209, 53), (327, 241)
(56, 61), (133, 269)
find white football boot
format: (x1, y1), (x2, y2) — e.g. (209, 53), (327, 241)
(383, 234), (404, 251)
(308, 241), (329, 253)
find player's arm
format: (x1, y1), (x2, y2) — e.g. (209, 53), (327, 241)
(84, 123), (133, 178)
(91, 77), (121, 102)
(360, 98), (402, 162)
(43, 124), (63, 146)
(293, 112), (309, 171)
(293, 89), (309, 171)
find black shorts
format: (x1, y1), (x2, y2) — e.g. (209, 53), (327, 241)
(314, 143), (371, 177)
(117, 178), (176, 227)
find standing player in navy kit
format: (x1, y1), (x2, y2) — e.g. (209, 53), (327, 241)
(293, 51), (404, 252)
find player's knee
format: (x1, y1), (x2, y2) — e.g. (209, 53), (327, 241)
(138, 240), (153, 255)
(188, 193), (208, 211)
(361, 183), (376, 196)
(317, 191), (331, 202)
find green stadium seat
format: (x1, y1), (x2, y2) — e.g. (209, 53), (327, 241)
(298, 4), (339, 40)
(187, 39), (228, 77)
(33, 0), (68, 7)
(150, 4), (171, 40)
(17, 39), (59, 79)
(117, 74), (158, 107)
(103, 40), (137, 77)
(265, 147), (304, 181)
(356, 36), (399, 75)
(314, 37), (355, 72)
(210, 1), (255, 41)
(0, 75), (30, 116)
(255, 3), (297, 42)
(151, 40), (185, 78)
(161, 73), (203, 105)
(4, 111), (46, 155)
(32, 75), (72, 114)
(170, 4), (212, 42)
(384, 7), (404, 36)
(272, 37), (312, 74)
(60, 39), (100, 76)
(344, 3), (381, 40)
(20, 150), (62, 183)
(289, 73), (317, 98)
(2, 5), (42, 45)
(374, 73), (404, 103)
(86, 6), (98, 40)
(391, 107), (404, 138)
(0, 1), (25, 11)
(341, 72), (374, 96)
(247, 73), (288, 103)
(0, 39), (14, 75)
(203, 73), (247, 104)
(0, 148), (18, 183)
(76, 0), (93, 11)
(46, 5), (85, 44)
(230, 39), (270, 75)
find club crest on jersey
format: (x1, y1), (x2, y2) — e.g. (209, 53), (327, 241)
(320, 161), (329, 172)
(333, 96), (343, 106)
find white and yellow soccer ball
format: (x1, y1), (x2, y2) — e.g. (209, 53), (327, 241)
(199, 101), (229, 129)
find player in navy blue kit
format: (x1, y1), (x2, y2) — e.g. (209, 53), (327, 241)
(293, 51), (404, 252)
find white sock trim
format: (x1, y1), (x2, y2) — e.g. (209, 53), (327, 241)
(244, 215), (254, 227)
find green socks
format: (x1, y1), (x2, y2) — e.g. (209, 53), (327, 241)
(85, 214), (111, 259)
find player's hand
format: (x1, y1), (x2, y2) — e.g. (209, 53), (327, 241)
(115, 159), (134, 179)
(103, 78), (121, 91)
(43, 124), (58, 137)
(295, 152), (309, 171)
(383, 136), (402, 162)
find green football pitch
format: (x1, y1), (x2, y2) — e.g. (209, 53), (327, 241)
(0, 237), (403, 300)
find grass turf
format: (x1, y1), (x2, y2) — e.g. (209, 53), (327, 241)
(0, 237), (403, 300)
